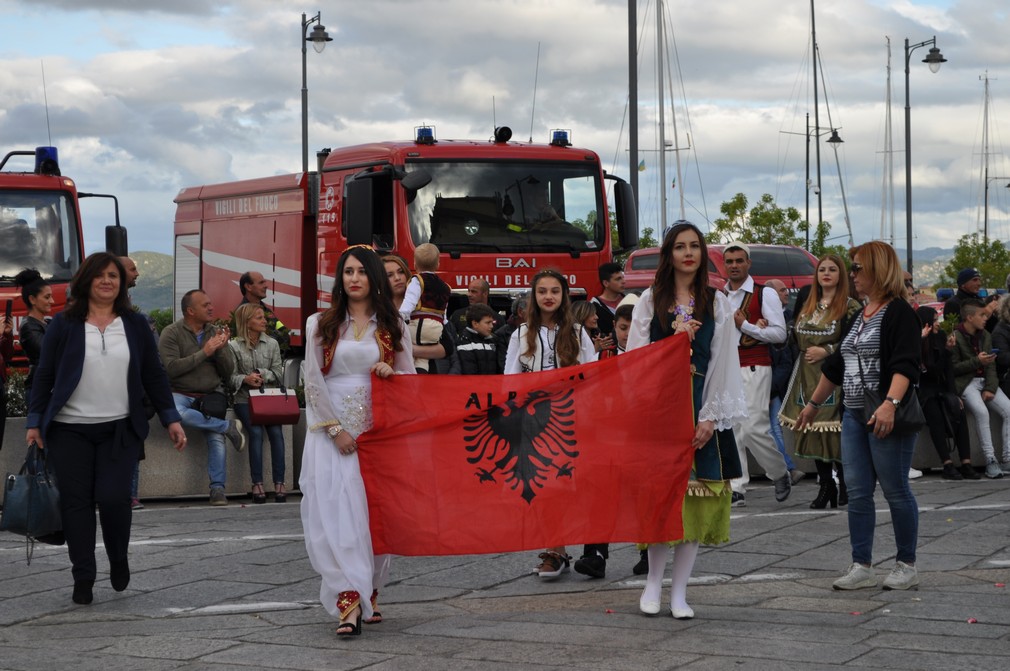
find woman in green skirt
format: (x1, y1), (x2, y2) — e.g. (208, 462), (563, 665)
(627, 221), (746, 620)
(779, 254), (861, 508)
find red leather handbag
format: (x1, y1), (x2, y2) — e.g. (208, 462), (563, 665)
(248, 387), (301, 425)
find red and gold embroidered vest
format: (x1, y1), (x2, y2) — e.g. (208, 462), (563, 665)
(736, 285), (772, 367)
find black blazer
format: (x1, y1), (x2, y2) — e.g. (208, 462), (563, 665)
(26, 310), (181, 441)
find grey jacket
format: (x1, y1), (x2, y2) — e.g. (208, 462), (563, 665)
(227, 336), (283, 403)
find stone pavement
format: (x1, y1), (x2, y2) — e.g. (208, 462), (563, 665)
(1, 473), (1008, 671)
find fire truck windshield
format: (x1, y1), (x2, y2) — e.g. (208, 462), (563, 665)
(406, 162), (605, 252)
(0, 190), (81, 283)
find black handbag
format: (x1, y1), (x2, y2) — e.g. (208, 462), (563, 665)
(193, 391), (229, 419)
(0, 442), (63, 562)
(857, 357), (925, 436)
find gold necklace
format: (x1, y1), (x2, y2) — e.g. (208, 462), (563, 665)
(351, 319), (368, 341)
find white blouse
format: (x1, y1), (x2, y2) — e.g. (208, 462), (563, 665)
(503, 323), (597, 374)
(627, 288), (747, 430)
(55, 317), (131, 424)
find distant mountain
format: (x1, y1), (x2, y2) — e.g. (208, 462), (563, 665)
(889, 247), (954, 287)
(129, 251), (174, 313)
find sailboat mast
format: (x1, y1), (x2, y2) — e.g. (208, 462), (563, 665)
(881, 38), (895, 244)
(657, 0), (668, 236)
(811, 0), (824, 229)
(664, 30), (687, 221)
(983, 72), (990, 242)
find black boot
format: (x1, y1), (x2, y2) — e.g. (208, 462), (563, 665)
(632, 549), (649, 575)
(838, 473), (848, 507)
(810, 479), (838, 509)
(72, 580), (94, 605)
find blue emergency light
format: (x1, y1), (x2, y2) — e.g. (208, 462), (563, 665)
(35, 146), (61, 175)
(550, 129), (571, 147)
(415, 126), (436, 144)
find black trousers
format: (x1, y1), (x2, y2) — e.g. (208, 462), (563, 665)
(0, 381), (7, 451)
(921, 394), (971, 462)
(47, 420), (139, 582)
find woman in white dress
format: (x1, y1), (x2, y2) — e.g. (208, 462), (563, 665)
(504, 269), (598, 580)
(300, 245), (414, 636)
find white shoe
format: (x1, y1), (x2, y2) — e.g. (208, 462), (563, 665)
(832, 563), (877, 590)
(639, 594), (661, 616)
(907, 467), (923, 480)
(671, 604), (694, 620)
(882, 561), (919, 591)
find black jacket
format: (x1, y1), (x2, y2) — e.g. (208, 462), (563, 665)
(822, 297), (921, 399)
(457, 327), (500, 375)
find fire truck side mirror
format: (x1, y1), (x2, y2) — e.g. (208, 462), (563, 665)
(106, 225), (128, 256)
(345, 178), (374, 246)
(613, 181), (639, 253)
(400, 169), (431, 191)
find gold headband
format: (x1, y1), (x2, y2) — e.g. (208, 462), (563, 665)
(344, 243), (376, 254)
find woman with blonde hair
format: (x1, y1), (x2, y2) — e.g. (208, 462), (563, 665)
(779, 254), (861, 508)
(229, 303), (286, 503)
(797, 241), (922, 591)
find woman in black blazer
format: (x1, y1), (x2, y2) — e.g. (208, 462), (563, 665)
(25, 252), (186, 606)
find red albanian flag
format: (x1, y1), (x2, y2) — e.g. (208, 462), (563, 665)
(359, 334), (695, 556)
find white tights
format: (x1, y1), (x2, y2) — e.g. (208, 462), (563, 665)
(642, 541), (699, 612)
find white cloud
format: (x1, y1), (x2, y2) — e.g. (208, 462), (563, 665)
(5, 0), (1010, 261)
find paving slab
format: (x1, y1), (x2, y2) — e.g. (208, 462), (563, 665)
(0, 471), (1008, 669)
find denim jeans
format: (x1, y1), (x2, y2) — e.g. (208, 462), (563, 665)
(233, 403), (286, 485)
(841, 409), (919, 565)
(131, 462), (140, 499)
(769, 396), (796, 471)
(174, 393), (230, 489)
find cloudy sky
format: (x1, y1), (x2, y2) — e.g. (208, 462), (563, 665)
(2, 0), (1008, 259)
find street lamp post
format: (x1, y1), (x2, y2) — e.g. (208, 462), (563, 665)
(904, 36), (946, 274)
(984, 177), (1010, 243)
(782, 113), (839, 250)
(302, 11), (332, 173)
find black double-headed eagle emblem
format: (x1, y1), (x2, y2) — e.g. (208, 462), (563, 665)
(463, 389), (577, 504)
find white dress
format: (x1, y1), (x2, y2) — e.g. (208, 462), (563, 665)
(299, 311), (414, 620)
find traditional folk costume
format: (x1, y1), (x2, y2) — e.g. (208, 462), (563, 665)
(723, 279), (789, 494)
(401, 271), (452, 372)
(503, 321), (598, 572)
(778, 298), (861, 462)
(300, 312), (414, 624)
(628, 287), (746, 544)
(503, 323), (597, 374)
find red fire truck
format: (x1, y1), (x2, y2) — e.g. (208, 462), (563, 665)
(173, 126), (639, 353)
(0, 146), (126, 364)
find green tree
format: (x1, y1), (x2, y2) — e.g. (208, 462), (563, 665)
(936, 233), (1010, 291)
(806, 219), (850, 261)
(708, 193), (804, 246)
(149, 307), (174, 334)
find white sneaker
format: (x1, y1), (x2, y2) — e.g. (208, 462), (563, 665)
(907, 467), (923, 480)
(882, 561), (919, 590)
(832, 563), (877, 590)
(985, 460), (1004, 479)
